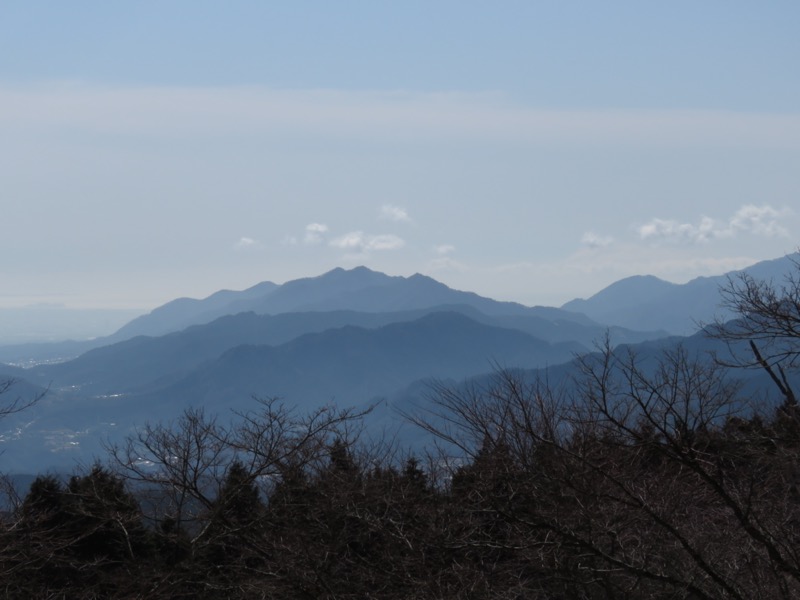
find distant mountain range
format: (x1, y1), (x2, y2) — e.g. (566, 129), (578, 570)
(0, 266), (662, 365)
(115, 266), (600, 340)
(1, 254), (798, 473)
(6, 310), (586, 472)
(561, 253), (800, 335)
(130, 311), (581, 414)
(30, 305), (656, 399)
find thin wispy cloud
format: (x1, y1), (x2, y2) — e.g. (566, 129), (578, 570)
(729, 205), (790, 237)
(427, 244), (466, 271)
(304, 222), (329, 245)
(3, 85), (800, 148)
(235, 236), (259, 249)
(329, 232), (364, 250)
(329, 231), (405, 253)
(367, 234), (406, 251)
(379, 204), (411, 223)
(581, 232), (614, 249)
(428, 256), (467, 271)
(638, 204), (790, 244)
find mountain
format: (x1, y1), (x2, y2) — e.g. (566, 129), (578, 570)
(0, 281), (282, 366)
(562, 253), (800, 335)
(0, 311), (586, 472)
(0, 266), (668, 367)
(110, 311), (584, 416)
(33, 309), (440, 395)
(0, 364), (48, 413)
(33, 310), (586, 412)
(243, 268), (540, 316)
(4, 260), (733, 472)
(112, 266), (605, 341)
(111, 280), (279, 340)
(30, 303), (667, 399)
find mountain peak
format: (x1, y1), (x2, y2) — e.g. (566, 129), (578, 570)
(318, 265), (385, 280)
(302, 265), (394, 288)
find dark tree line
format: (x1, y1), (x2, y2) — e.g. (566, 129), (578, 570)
(0, 260), (798, 598)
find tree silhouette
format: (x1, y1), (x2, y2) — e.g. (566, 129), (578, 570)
(6, 466), (150, 597)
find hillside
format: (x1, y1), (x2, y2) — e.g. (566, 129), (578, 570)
(562, 253), (800, 334)
(112, 266), (602, 341)
(4, 256), (796, 473)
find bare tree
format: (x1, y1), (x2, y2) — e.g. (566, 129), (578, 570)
(0, 377), (45, 422)
(227, 397), (369, 483)
(106, 407), (229, 543)
(709, 253), (800, 405)
(0, 377), (46, 528)
(413, 341), (800, 599)
(104, 399), (371, 597)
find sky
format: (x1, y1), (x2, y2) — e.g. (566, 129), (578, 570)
(1, 1), (798, 310)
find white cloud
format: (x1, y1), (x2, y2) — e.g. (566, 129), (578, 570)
(367, 234), (405, 251)
(729, 204), (789, 237)
(637, 204), (790, 244)
(435, 244), (456, 255)
(379, 204), (411, 223)
(235, 236), (258, 249)
(306, 222), (328, 233)
(637, 217), (716, 243)
(580, 232), (614, 248)
(304, 222), (329, 245)
(330, 231), (405, 253)
(330, 231), (365, 249)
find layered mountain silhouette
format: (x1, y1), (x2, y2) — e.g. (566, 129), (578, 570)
(112, 280), (279, 340)
(2, 256), (798, 473)
(115, 266), (607, 340)
(1, 267), (614, 365)
(562, 253), (800, 335)
(6, 310), (585, 471)
(27, 309), (584, 416)
(32, 304), (663, 399)
(130, 311), (582, 414)
(0, 267), (581, 364)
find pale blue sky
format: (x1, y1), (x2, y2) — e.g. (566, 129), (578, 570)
(1, 2), (798, 309)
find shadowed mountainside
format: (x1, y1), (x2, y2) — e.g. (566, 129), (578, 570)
(30, 305), (664, 398)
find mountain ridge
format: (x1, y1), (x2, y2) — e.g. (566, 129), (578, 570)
(561, 253), (799, 335)
(109, 266), (602, 342)
(2, 253), (798, 473)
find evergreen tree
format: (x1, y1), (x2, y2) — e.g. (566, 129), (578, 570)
(198, 460), (266, 585)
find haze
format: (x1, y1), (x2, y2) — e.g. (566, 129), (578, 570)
(1, 2), (798, 311)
